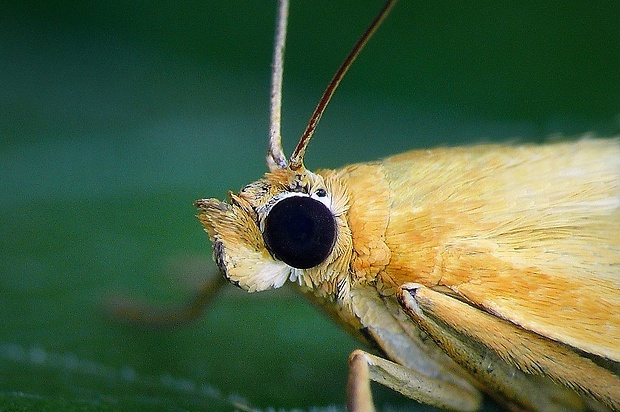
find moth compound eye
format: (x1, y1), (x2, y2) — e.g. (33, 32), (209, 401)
(263, 196), (336, 269)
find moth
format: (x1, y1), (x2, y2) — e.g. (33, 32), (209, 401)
(180, 0), (620, 411)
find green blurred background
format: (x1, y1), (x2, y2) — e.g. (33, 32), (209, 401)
(1, 1), (618, 411)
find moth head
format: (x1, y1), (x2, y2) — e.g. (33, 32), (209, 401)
(195, 0), (390, 294)
(195, 168), (348, 293)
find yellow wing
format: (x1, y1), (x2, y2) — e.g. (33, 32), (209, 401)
(376, 138), (619, 362)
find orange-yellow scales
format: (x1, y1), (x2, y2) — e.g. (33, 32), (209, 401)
(197, 137), (620, 411)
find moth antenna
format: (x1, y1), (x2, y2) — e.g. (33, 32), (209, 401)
(267, 0), (289, 171)
(288, 0), (398, 171)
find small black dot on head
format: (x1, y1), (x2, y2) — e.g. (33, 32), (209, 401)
(316, 189), (327, 197)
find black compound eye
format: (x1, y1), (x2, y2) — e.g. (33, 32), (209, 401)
(263, 196), (336, 269)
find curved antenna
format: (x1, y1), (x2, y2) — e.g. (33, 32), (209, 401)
(288, 0), (398, 171)
(267, 0), (289, 171)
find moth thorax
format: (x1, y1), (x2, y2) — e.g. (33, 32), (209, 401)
(262, 192), (336, 269)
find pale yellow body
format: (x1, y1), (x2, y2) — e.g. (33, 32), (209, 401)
(197, 138), (620, 411)
(325, 139), (620, 359)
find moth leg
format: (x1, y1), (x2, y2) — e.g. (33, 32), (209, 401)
(347, 350), (374, 412)
(347, 349), (481, 412)
(107, 271), (228, 327)
(398, 283), (619, 412)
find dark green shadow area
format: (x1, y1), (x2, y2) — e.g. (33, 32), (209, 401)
(1, 1), (617, 411)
